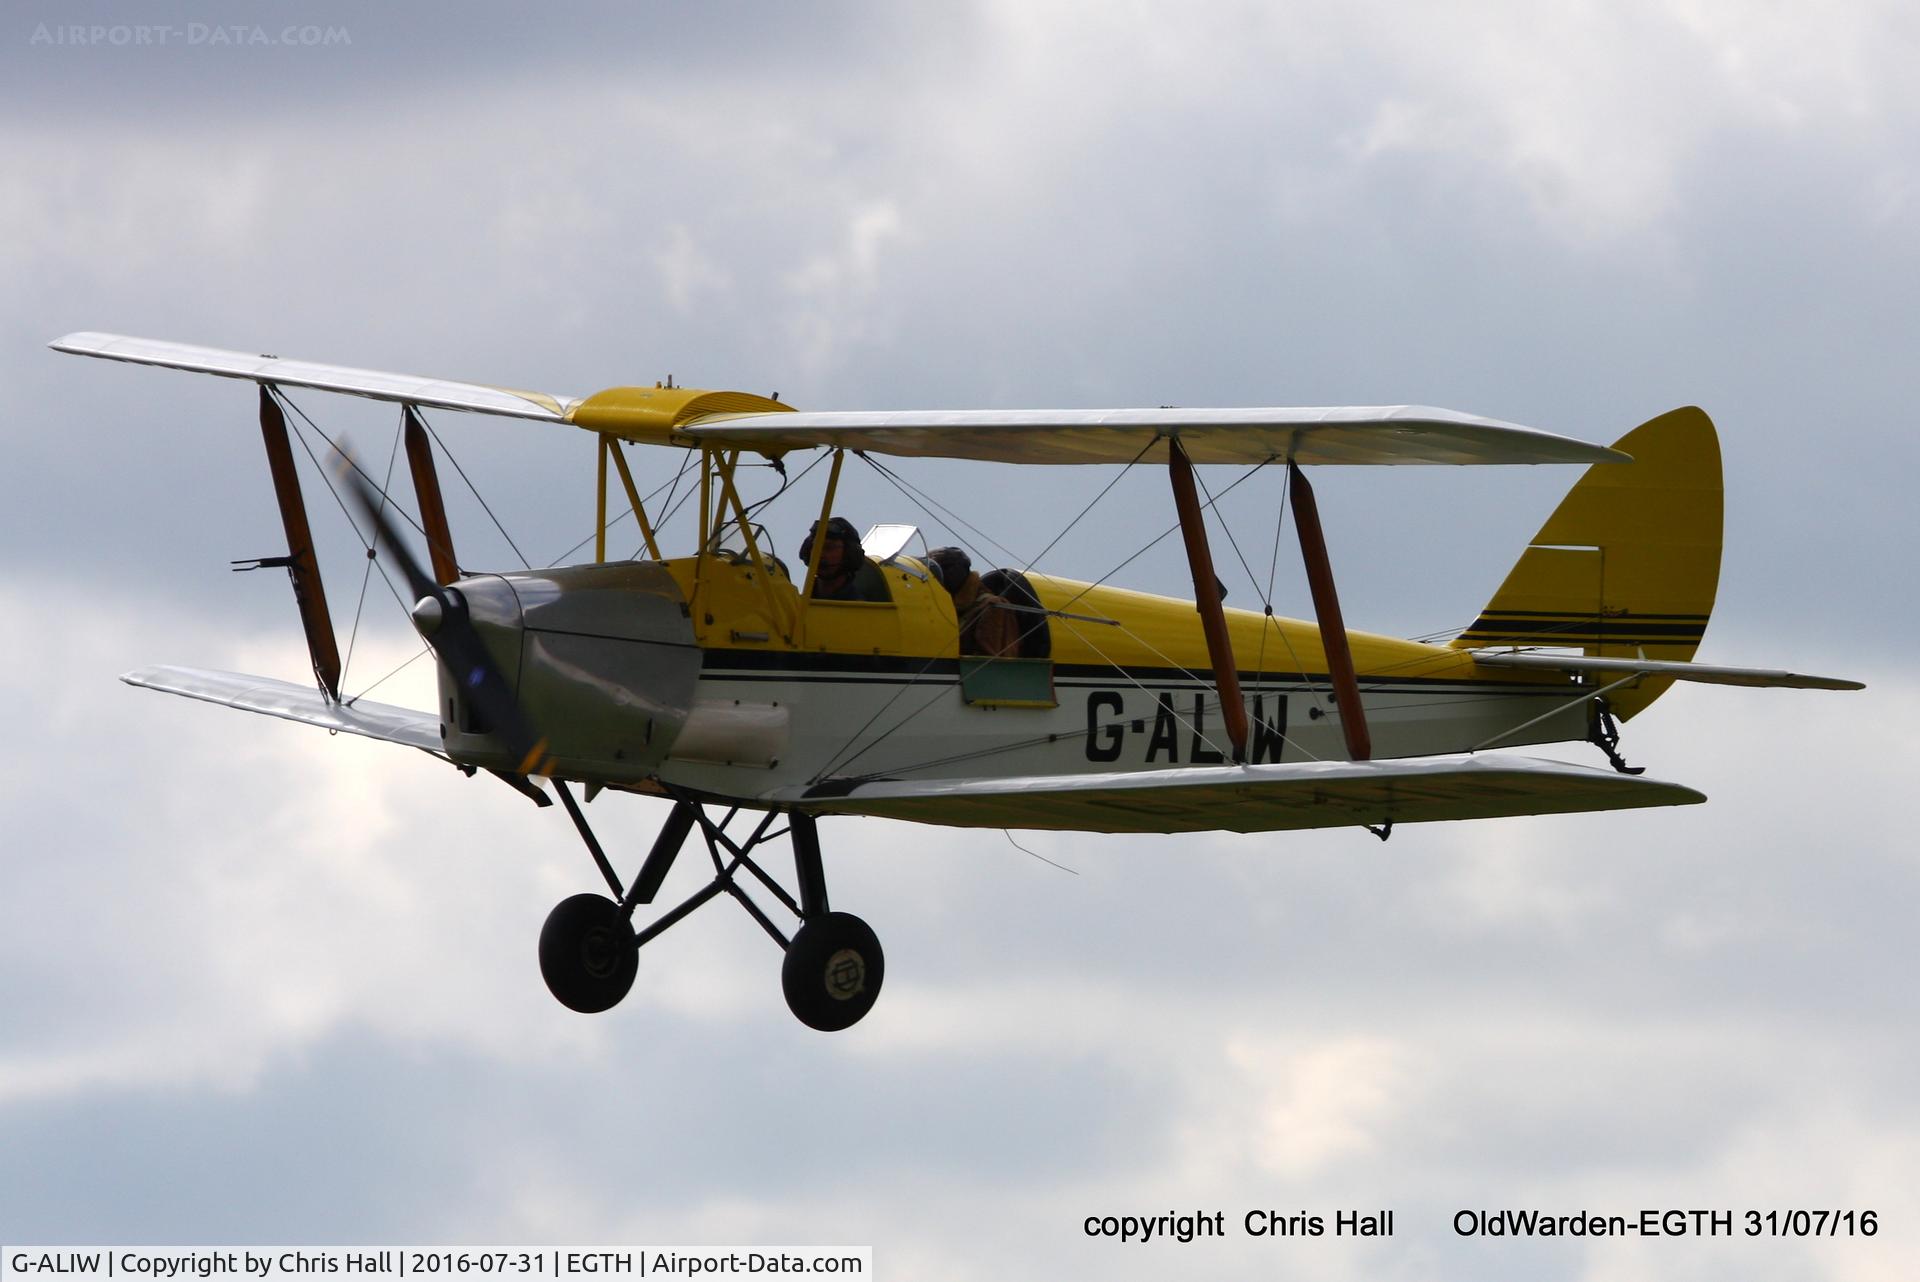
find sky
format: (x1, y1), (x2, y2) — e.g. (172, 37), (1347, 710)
(3, 2), (1917, 1278)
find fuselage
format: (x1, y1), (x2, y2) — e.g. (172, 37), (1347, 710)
(434, 546), (1587, 801)
(641, 546), (1587, 800)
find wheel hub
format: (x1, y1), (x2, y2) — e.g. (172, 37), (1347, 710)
(824, 948), (866, 1000)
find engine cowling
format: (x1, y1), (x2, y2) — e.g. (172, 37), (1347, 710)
(437, 561), (702, 783)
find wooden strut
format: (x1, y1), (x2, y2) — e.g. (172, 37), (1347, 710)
(257, 384), (343, 700)
(713, 449), (795, 641)
(403, 406), (459, 585)
(604, 436), (663, 560)
(1288, 461), (1372, 761)
(1167, 438), (1250, 760)
(799, 448), (846, 634)
(595, 434), (609, 563)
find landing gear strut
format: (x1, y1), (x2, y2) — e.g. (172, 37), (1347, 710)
(1588, 696), (1645, 776)
(536, 783), (885, 1030)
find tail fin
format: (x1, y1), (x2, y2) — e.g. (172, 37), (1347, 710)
(1453, 406), (1722, 720)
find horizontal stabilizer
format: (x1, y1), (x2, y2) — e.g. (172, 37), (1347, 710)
(123, 665), (443, 753)
(1470, 650), (1864, 691)
(783, 754), (1703, 834)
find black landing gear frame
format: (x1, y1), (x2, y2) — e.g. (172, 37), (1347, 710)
(537, 782), (883, 1031)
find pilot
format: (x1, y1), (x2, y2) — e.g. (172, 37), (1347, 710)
(801, 516), (890, 602)
(927, 546), (1020, 657)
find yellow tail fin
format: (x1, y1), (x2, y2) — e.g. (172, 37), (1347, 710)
(1453, 406), (1723, 719)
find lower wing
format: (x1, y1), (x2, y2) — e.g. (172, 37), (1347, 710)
(782, 755), (1704, 833)
(123, 666), (442, 754)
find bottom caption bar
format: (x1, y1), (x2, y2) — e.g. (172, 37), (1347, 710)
(3, 1249), (873, 1281)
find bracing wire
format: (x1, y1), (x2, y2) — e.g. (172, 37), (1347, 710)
(1055, 458), (1274, 615)
(859, 455), (1028, 567)
(1018, 438), (1157, 577)
(339, 414), (407, 688)
(346, 645), (432, 706)
(413, 410), (531, 570)
(276, 393), (416, 626)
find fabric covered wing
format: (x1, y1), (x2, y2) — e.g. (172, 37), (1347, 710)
(123, 665), (443, 753)
(786, 755), (1703, 833)
(680, 406), (1628, 466)
(52, 332), (577, 422)
(54, 333), (1622, 467)
(1469, 650), (1864, 691)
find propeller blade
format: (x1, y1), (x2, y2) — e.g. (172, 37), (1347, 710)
(338, 452), (436, 603)
(334, 446), (554, 776)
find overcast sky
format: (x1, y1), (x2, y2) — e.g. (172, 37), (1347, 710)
(4, 3), (1916, 1278)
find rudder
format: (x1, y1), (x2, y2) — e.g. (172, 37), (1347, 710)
(1453, 407), (1723, 719)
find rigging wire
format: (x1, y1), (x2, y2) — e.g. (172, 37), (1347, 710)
(1254, 462), (1291, 684)
(345, 645), (433, 707)
(1055, 617), (1242, 762)
(275, 392), (417, 627)
(743, 450), (826, 523)
(545, 450), (689, 567)
(1194, 462), (1321, 708)
(808, 653), (958, 783)
(858, 455), (1028, 567)
(1192, 464), (1271, 617)
(339, 414), (407, 689)
(1018, 438), (1157, 577)
(816, 449), (1158, 781)
(821, 592), (1264, 785)
(651, 447), (703, 547)
(274, 392), (435, 544)
(1004, 830), (1078, 875)
(413, 410), (531, 570)
(1053, 458), (1273, 615)
(818, 451), (1288, 781)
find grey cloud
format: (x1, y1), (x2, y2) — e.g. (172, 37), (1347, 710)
(5, 4), (1915, 1278)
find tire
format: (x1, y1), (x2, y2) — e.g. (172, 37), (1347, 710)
(539, 893), (638, 1014)
(781, 911), (884, 1031)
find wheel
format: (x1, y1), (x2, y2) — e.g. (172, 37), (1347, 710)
(781, 911), (884, 1031)
(539, 893), (638, 1013)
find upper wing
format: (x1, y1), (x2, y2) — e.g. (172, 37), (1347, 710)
(123, 665), (443, 753)
(781, 754), (1703, 833)
(1469, 650), (1864, 691)
(54, 331), (1622, 467)
(678, 406), (1627, 466)
(52, 332), (578, 422)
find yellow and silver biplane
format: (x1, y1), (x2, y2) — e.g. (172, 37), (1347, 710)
(53, 332), (1861, 1030)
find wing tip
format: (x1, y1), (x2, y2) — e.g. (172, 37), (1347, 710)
(50, 330), (111, 354)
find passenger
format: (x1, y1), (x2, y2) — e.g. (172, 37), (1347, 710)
(927, 546), (1021, 657)
(800, 517), (890, 602)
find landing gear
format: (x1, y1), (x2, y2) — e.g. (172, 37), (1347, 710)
(539, 893), (638, 1013)
(782, 912), (884, 1031)
(1588, 696), (1645, 775)
(538, 783), (885, 1029)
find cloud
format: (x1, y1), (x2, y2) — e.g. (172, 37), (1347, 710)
(2, 559), (1909, 1277)
(5, 3), (1917, 1275)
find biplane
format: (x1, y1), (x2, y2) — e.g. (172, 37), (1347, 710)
(53, 331), (1861, 1030)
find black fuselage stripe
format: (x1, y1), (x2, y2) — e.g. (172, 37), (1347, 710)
(699, 649), (1528, 686)
(1476, 610), (1710, 620)
(1462, 621), (1707, 639)
(697, 670), (1567, 696)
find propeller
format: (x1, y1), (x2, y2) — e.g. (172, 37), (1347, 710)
(335, 447), (554, 777)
